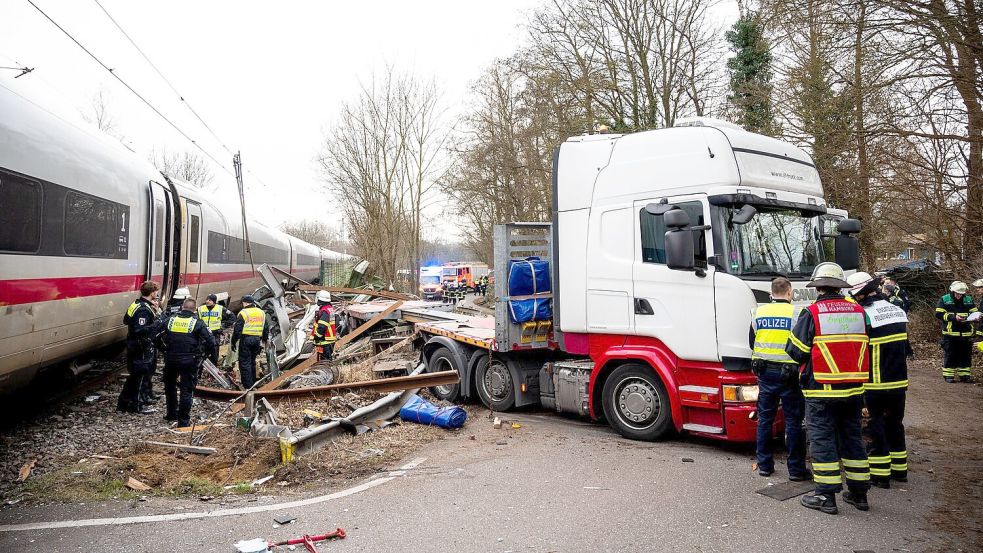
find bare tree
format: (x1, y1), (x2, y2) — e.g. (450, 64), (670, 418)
(149, 148), (215, 188)
(81, 89), (124, 140)
(280, 219), (347, 251)
(317, 68), (447, 290)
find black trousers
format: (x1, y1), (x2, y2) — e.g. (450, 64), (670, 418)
(318, 343), (334, 361)
(942, 338), (972, 378)
(118, 344), (154, 411)
(139, 350), (158, 401)
(209, 331), (222, 366)
(238, 336), (262, 389)
(163, 357), (198, 426)
(805, 396), (871, 495)
(865, 391), (907, 481)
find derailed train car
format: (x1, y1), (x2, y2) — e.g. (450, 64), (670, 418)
(0, 83), (349, 393)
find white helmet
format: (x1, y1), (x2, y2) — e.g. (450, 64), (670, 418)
(846, 271), (878, 296)
(950, 281), (969, 294)
(172, 287), (192, 300)
(316, 290), (331, 303)
(806, 262), (850, 289)
(972, 279), (983, 288)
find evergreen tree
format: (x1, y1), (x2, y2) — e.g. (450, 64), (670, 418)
(725, 15), (777, 135)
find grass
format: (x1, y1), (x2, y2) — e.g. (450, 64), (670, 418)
(20, 463), (141, 503)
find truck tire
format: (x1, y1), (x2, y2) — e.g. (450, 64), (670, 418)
(475, 357), (515, 411)
(427, 347), (461, 402)
(601, 363), (672, 441)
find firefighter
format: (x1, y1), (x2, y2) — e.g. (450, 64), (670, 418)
(881, 277), (910, 313)
(935, 281), (977, 383)
(167, 287), (192, 316)
(117, 280), (162, 414)
(312, 290), (338, 360)
(197, 294), (233, 366)
(479, 274), (489, 295)
(160, 298), (214, 427)
(749, 277), (809, 481)
(786, 262), (872, 515)
(848, 272), (912, 488)
(231, 295), (268, 389)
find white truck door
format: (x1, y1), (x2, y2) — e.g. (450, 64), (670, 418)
(632, 196), (718, 363)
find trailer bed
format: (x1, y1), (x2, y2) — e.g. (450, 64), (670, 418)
(416, 317), (495, 349)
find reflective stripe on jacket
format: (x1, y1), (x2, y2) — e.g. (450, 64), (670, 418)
(935, 293), (977, 337)
(751, 302), (800, 364)
(805, 299), (869, 384)
(167, 315), (197, 334)
(786, 294), (870, 399)
(859, 297), (909, 391)
(313, 304), (337, 345)
(239, 307), (266, 336)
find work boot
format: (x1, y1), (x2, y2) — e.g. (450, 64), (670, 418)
(137, 406), (158, 415)
(960, 375), (973, 383)
(789, 470), (813, 482)
(891, 473), (908, 483)
(871, 478), (890, 489)
(801, 493), (838, 515)
(758, 468), (774, 477)
(141, 395), (159, 405)
(944, 377), (955, 383)
(843, 491), (870, 511)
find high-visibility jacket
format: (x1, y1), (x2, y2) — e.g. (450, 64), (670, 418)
(786, 294), (871, 399)
(161, 310), (214, 363)
(238, 307), (266, 336)
(804, 298), (869, 384)
(751, 301), (800, 364)
(197, 304), (226, 332)
(313, 304), (337, 345)
(935, 293), (977, 338)
(123, 297), (160, 350)
(858, 296), (910, 392)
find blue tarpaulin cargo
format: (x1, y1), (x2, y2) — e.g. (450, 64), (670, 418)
(399, 394), (468, 429)
(508, 257), (551, 296)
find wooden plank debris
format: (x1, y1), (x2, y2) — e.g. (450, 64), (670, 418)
(125, 477), (152, 491)
(334, 301), (404, 352)
(196, 369), (459, 401)
(297, 286), (415, 301)
(18, 459), (36, 481)
(141, 441), (217, 455)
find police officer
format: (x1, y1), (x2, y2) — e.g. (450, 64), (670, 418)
(232, 295), (268, 389)
(881, 277), (911, 313)
(749, 277), (810, 481)
(848, 272), (911, 488)
(312, 290), (338, 360)
(160, 298), (214, 427)
(935, 281), (977, 383)
(197, 294), (233, 365)
(786, 262), (872, 515)
(117, 281), (162, 414)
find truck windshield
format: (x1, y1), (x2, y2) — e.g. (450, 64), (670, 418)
(421, 275), (440, 285)
(721, 206), (824, 278)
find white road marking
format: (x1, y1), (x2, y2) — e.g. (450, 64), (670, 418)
(0, 457), (427, 533)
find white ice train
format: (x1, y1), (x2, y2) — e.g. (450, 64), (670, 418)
(0, 83), (349, 393)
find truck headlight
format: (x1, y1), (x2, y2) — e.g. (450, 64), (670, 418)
(722, 384), (759, 403)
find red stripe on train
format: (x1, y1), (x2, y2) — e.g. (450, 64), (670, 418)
(0, 274), (145, 306)
(1, 268), (319, 306)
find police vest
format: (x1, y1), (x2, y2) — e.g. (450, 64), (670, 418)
(751, 302), (799, 364)
(313, 305), (337, 345)
(804, 298), (869, 385)
(861, 299), (909, 392)
(167, 315), (197, 334)
(239, 307), (266, 336)
(198, 304), (225, 331)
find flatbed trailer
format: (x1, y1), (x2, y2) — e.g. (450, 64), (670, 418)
(415, 120), (862, 442)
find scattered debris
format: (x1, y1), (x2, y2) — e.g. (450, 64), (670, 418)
(17, 459), (36, 481)
(357, 448), (385, 460)
(84, 394), (101, 403)
(252, 475), (274, 487)
(141, 441), (217, 455)
(274, 514), (297, 525)
(494, 417), (502, 429)
(682, 458), (695, 463)
(125, 477), (152, 491)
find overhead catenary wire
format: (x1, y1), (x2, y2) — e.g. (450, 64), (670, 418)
(90, 0), (274, 191)
(25, 0), (234, 176)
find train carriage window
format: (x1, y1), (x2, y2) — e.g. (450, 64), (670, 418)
(64, 191), (129, 258)
(154, 201), (164, 261)
(189, 215), (200, 263)
(0, 173), (42, 253)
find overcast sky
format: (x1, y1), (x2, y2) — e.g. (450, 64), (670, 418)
(0, 0), (549, 240)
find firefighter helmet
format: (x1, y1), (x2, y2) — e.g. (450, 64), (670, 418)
(316, 290), (331, 303)
(806, 262), (850, 289)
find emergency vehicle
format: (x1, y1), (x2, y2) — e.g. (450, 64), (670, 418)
(417, 118), (861, 442)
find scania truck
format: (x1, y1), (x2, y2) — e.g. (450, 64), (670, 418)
(417, 118), (861, 442)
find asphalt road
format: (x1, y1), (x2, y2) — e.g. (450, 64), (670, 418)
(0, 404), (941, 552)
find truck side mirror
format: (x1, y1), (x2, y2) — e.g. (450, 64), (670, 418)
(834, 218), (862, 270)
(664, 209), (695, 271)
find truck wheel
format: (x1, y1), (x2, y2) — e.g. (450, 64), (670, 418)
(476, 358), (515, 411)
(427, 347), (461, 402)
(601, 364), (672, 441)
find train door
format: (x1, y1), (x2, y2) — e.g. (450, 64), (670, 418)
(185, 201), (203, 299)
(148, 181), (174, 297)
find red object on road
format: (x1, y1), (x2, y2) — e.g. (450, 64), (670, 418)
(269, 528), (346, 551)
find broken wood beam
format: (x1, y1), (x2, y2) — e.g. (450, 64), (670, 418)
(334, 301), (404, 352)
(297, 286), (415, 301)
(141, 441), (217, 455)
(195, 369), (459, 401)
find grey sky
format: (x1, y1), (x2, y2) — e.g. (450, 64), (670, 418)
(1, 0), (545, 239)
